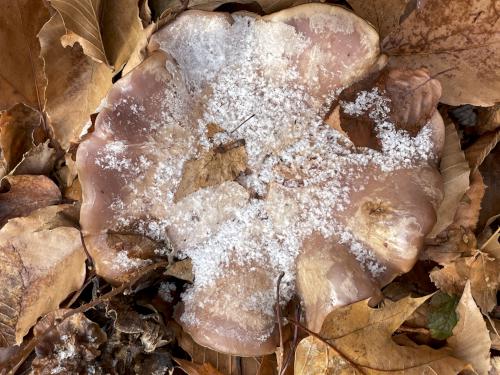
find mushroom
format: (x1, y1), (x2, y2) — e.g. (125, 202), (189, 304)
(76, 4), (444, 355)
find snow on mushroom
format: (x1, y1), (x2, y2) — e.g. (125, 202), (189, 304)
(76, 4), (444, 356)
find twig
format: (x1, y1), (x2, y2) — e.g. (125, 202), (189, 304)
(275, 272), (285, 375)
(280, 304), (300, 375)
(229, 113), (255, 134)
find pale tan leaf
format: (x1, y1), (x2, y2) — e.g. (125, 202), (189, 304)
(175, 145), (247, 201)
(0, 175), (61, 228)
(100, 0), (144, 71)
(383, 0), (500, 106)
(294, 296), (468, 374)
(0, 0), (49, 111)
(50, 0), (108, 65)
(465, 130), (500, 173)
(11, 140), (58, 176)
(50, 0), (144, 71)
(428, 123), (470, 237)
(39, 13), (113, 149)
(430, 251), (500, 313)
(481, 228), (500, 260)
(448, 282), (492, 375)
(0, 205), (86, 346)
(347, 0), (409, 39)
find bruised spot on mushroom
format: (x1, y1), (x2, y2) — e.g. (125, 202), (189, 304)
(77, 4), (445, 356)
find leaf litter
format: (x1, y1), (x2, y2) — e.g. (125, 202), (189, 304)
(0, 0), (499, 374)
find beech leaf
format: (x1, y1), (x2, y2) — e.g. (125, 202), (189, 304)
(0, 205), (86, 346)
(0, 103), (44, 175)
(50, 0), (144, 71)
(39, 13), (113, 150)
(0, 0), (49, 111)
(294, 295), (468, 374)
(448, 282), (492, 375)
(0, 175), (61, 228)
(428, 123), (470, 237)
(383, 0), (500, 106)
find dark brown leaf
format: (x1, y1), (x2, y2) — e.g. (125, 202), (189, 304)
(0, 175), (61, 227)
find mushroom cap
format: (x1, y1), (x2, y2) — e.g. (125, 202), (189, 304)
(77, 4), (443, 356)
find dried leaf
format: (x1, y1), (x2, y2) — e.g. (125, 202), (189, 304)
(187, 0), (313, 13)
(39, 13), (113, 149)
(175, 358), (225, 375)
(477, 105), (500, 134)
(421, 226), (476, 265)
(0, 103), (44, 174)
(383, 0), (500, 106)
(478, 146), (500, 230)
(0, 205), (86, 346)
(428, 123), (470, 237)
(0, 175), (61, 227)
(177, 327), (269, 375)
(465, 129), (500, 173)
(165, 258), (194, 282)
(10, 140), (57, 176)
(347, 0), (409, 39)
(175, 145), (247, 201)
(0, 0), (49, 111)
(427, 292), (459, 340)
(294, 296), (468, 374)
(453, 170), (486, 230)
(430, 250), (500, 313)
(448, 282), (492, 375)
(50, 0), (144, 71)
(481, 227), (500, 261)
(32, 310), (107, 375)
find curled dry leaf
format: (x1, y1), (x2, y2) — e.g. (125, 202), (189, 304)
(428, 123), (470, 238)
(452, 170), (486, 230)
(347, 0), (410, 39)
(430, 249), (500, 313)
(39, 13), (113, 150)
(0, 103), (45, 176)
(0, 175), (61, 228)
(477, 105), (500, 134)
(0, 0), (49, 111)
(50, 0), (144, 71)
(448, 282), (492, 375)
(31, 310), (107, 375)
(478, 146), (500, 230)
(383, 0), (500, 106)
(0, 205), (86, 346)
(465, 129), (500, 173)
(294, 295), (468, 374)
(10, 140), (57, 176)
(421, 225), (477, 265)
